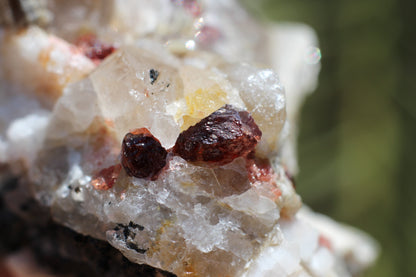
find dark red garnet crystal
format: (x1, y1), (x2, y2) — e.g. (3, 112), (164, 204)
(173, 105), (262, 166)
(121, 128), (167, 180)
(76, 34), (116, 62)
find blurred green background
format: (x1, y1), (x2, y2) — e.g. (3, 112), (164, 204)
(242, 0), (415, 276)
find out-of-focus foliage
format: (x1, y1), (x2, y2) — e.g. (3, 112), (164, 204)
(242, 0), (415, 276)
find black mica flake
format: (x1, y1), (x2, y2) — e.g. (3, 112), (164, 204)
(149, 69), (159, 85)
(115, 221), (145, 239)
(127, 242), (147, 254)
(114, 222), (148, 254)
(123, 226), (132, 239)
(129, 221), (145, 231)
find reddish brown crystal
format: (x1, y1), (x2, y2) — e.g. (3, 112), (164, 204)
(173, 105), (262, 166)
(91, 164), (122, 191)
(75, 34), (116, 63)
(121, 128), (168, 180)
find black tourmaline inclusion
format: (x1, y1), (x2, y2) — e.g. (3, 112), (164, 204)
(149, 69), (159, 85)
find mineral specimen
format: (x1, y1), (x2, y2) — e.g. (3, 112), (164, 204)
(173, 105), (262, 166)
(121, 128), (168, 180)
(0, 0), (378, 276)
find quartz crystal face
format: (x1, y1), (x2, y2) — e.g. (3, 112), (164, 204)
(0, 0), (378, 276)
(222, 64), (286, 157)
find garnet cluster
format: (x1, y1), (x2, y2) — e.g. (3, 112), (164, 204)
(121, 105), (262, 179)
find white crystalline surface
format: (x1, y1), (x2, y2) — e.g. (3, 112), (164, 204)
(0, 0), (377, 277)
(28, 44), (299, 277)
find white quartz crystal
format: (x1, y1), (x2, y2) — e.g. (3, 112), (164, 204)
(222, 63), (286, 157)
(0, 0), (377, 276)
(1, 26), (95, 107)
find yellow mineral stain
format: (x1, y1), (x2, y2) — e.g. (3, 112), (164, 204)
(181, 182), (195, 188)
(147, 219), (174, 256)
(181, 85), (227, 130)
(38, 46), (52, 68)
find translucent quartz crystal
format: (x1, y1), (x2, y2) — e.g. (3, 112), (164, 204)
(88, 46), (183, 148)
(26, 45), (301, 276)
(0, 0), (378, 276)
(177, 64), (245, 130)
(222, 64), (286, 157)
(110, 0), (268, 64)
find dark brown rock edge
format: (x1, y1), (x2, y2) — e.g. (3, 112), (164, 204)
(0, 176), (175, 277)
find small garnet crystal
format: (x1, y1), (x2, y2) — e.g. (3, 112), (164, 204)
(91, 164), (122, 191)
(75, 34), (116, 63)
(121, 128), (167, 180)
(173, 105), (262, 166)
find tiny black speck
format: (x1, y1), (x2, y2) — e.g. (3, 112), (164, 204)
(149, 69), (159, 85)
(74, 187), (81, 193)
(166, 83), (170, 88)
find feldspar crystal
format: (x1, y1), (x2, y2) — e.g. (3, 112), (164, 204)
(0, 0), (378, 276)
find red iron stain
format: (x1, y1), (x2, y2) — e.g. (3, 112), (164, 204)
(246, 155), (282, 201)
(319, 234), (333, 251)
